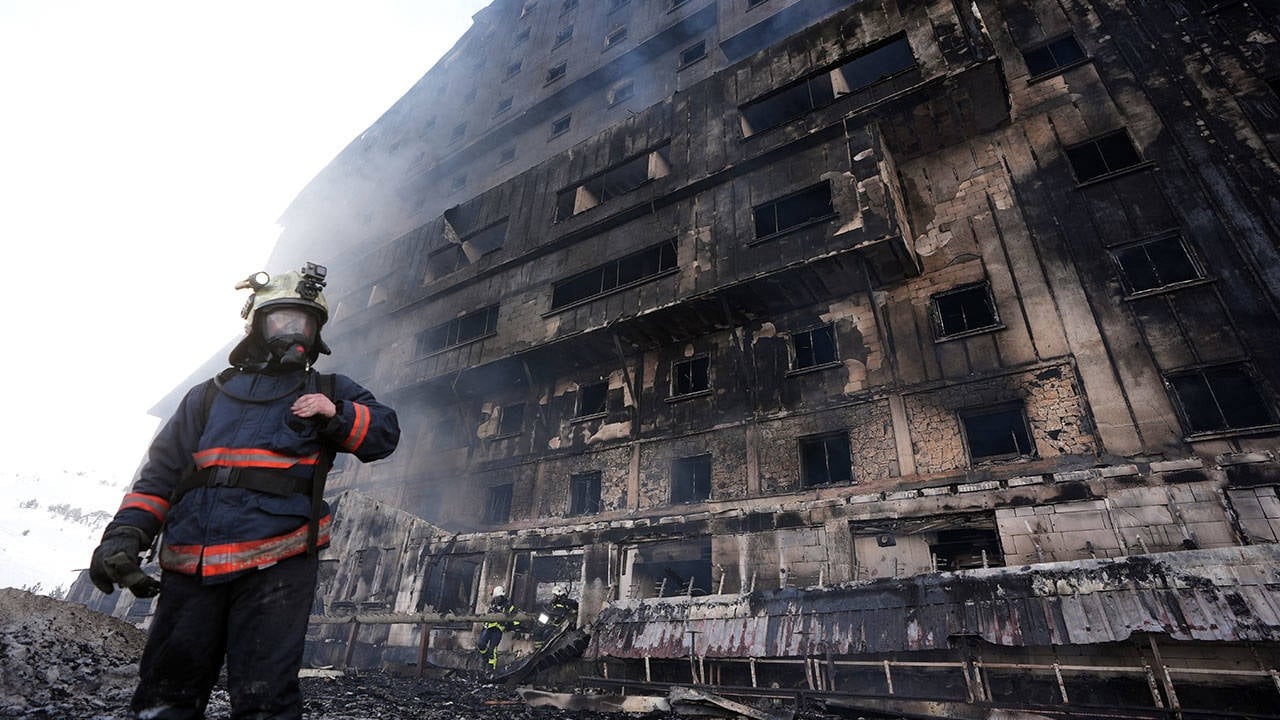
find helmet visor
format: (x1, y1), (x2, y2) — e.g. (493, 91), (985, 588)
(261, 307), (317, 344)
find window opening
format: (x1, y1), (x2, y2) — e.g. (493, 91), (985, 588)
(554, 24), (573, 47)
(505, 60), (523, 79)
(670, 0), (689, 8)
(740, 35), (914, 136)
(551, 239), (678, 309)
(449, 122), (466, 143)
(550, 113), (572, 137)
(450, 174), (467, 192)
(626, 537), (712, 599)
(498, 146), (517, 166)
(497, 403), (525, 436)
(608, 80), (635, 106)
(1022, 34), (1086, 78)
(679, 40), (707, 67)
(555, 145), (671, 221)
(495, 96), (514, 115)
(561, 0), (578, 12)
(671, 455), (711, 504)
(576, 381), (608, 417)
(931, 528), (1004, 571)
(605, 26), (628, 49)
(424, 117), (437, 132)
(418, 553), (481, 614)
(672, 354), (710, 396)
(426, 245), (468, 280)
(416, 305), (499, 355)
(1112, 235), (1201, 294)
(932, 283), (999, 338)
(748, 0), (768, 7)
(546, 62), (567, 84)
(1065, 130), (1144, 183)
(799, 432), (853, 486)
(1168, 365), (1274, 434)
(520, 1), (537, 18)
(791, 324), (837, 370)
(960, 404), (1034, 461)
(464, 218), (508, 257)
(485, 484), (513, 524)
(753, 182), (834, 239)
(515, 27), (531, 44)
(568, 471), (602, 515)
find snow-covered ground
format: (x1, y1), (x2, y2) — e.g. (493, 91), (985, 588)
(0, 468), (129, 595)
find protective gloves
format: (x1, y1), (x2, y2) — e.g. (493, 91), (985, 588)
(89, 524), (161, 598)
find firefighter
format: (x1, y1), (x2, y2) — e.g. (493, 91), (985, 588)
(477, 585), (521, 670)
(88, 263), (400, 720)
(533, 584), (579, 644)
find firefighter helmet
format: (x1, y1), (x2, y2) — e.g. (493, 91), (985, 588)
(230, 262), (332, 366)
(552, 585), (567, 598)
(492, 586), (506, 598)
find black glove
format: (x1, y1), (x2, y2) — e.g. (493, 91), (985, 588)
(89, 525), (161, 598)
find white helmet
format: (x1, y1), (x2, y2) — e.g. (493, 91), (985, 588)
(492, 585), (506, 598)
(552, 585), (567, 597)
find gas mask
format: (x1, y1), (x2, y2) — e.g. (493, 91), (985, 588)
(260, 307), (318, 368)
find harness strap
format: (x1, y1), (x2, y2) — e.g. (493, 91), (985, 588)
(307, 372), (337, 554)
(172, 466), (314, 503)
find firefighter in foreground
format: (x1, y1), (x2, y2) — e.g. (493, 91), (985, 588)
(88, 263), (400, 719)
(477, 585), (522, 670)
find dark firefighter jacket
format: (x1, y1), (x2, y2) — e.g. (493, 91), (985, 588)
(108, 368), (399, 583)
(485, 597), (522, 631)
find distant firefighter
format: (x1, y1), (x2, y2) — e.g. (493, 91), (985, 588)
(477, 585), (523, 669)
(534, 585), (579, 643)
(89, 263), (400, 719)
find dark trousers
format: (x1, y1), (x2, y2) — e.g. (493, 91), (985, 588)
(477, 626), (504, 665)
(131, 552), (319, 720)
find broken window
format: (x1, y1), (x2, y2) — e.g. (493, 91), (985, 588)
(605, 26), (627, 49)
(551, 239), (678, 309)
(485, 484), (513, 524)
(519, 0), (537, 18)
(608, 80), (634, 106)
(931, 528), (1004, 571)
(418, 553), (481, 614)
(568, 471), (602, 515)
(747, 0), (768, 7)
(932, 282), (999, 338)
(497, 146), (517, 166)
(463, 218), (507, 258)
(960, 404), (1034, 461)
(576, 381), (608, 418)
(495, 95), (514, 115)
(799, 432), (853, 486)
(1065, 130), (1144, 183)
(678, 40), (707, 68)
(671, 455), (712, 504)
(1021, 34), (1087, 78)
(425, 244), (467, 281)
(1167, 364), (1275, 434)
(1112, 234), (1202, 294)
(626, 537), (712, 598)
(554, 24), (573, 47)
(505, 60), (523, 79)
(752, 182), (834, 239)
(670, 0), (689, 8)
(514, 27), (531, 44)
(739, 35), (914, 136)
(546, 62), (567, 85)
(416, 305), (499, 356)
(550, 113), (572, 137)
(554, 145), (672, 221)
(851, 513), (1005, 579)
(513, 551), (584, 611)
(496, 403), (525, 437)
(791, 324), (837, 370)
(671, 354), (710, 397)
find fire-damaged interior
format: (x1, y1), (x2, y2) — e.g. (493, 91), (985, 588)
(71, 0), (1280, 716)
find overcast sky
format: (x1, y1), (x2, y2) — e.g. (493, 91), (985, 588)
(0, 1), (489, 481)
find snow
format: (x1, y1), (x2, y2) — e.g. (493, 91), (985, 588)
(0, 468), (130, 594)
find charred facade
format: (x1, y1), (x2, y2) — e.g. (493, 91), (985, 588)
(76, 0), (1280, 714)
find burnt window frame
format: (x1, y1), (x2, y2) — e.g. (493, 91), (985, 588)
(1111, 232), (1205, 297)
(678, 39), (707, 69)
(1064, 129), (1149, 186)
(608, 79), (635, 107)
(574, 380), (609, 419)
(485, 484), (514, 524)
(1021, 33), (1089, 81)
(415, 305), (500, 357)
(739, 34), (916, 137)
(554, 144), (672, 222)
(931, 282), (1002, 340)
(550, 239), (678, 311)
(798, 432), (854, 487)
(751, 181), (836, 242)
(670, 353), (711, 399)
(959, 403), (1036, 463)
(549, 113), (572, 138)
(461, 218), (508, 259)
(568, 471), (602, 516)
(1165, 363), (1277, 437)
(789, 323), (839, 373)
(671, 454), (712, 504)
(425, 244), (468, 281)
(496, 402), (526, 438)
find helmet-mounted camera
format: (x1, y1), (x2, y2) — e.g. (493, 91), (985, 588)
(297, 262), (327, 301)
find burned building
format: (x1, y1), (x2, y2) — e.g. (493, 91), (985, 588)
(73, 0), (1280, 715)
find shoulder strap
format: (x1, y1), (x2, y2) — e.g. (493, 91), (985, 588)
(307, 372), (338, 554)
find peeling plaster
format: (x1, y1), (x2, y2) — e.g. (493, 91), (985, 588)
(588, 421), (632, 445)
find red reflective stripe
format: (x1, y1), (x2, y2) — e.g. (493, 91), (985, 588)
(159, 516), (331, 577)
(119, 493), (169, 522)
(193, 447), (319, 469)
(342, 402), (371, 452)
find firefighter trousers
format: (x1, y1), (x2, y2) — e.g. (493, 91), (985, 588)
(130, 552), (319, 720)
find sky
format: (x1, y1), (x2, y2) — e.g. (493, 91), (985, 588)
(0, 0), (489, 485)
